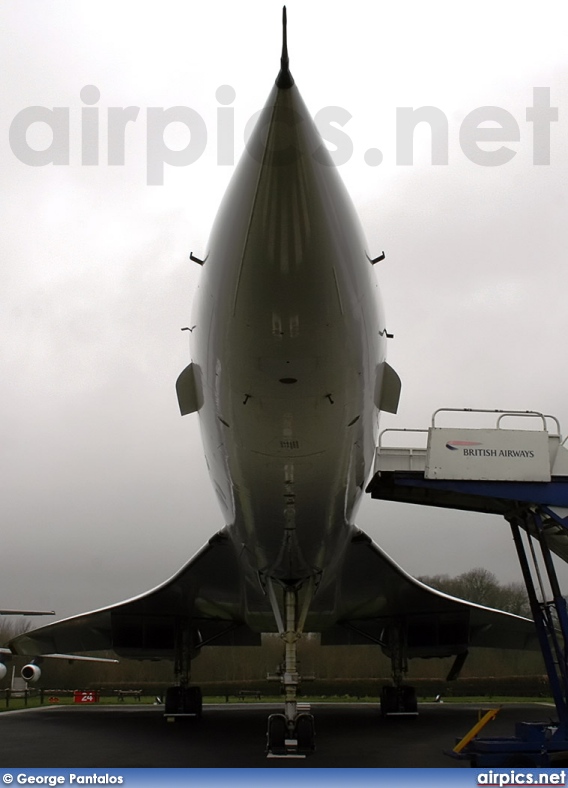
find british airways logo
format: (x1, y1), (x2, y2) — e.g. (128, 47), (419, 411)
(445, 440), (535, 458)
(446, 441), (482, 451)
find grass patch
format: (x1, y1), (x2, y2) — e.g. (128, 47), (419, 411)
(0, 695), (158, 712)
(427, 696), (554, 704)
(0, 693), (555, 712)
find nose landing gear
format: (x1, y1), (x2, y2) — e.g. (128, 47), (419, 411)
(266, 710), (316, 756)
(265, 583), (316, 756)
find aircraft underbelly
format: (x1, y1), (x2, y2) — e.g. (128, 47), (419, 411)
(196, 288), (379, 585)
(229, 410), (367, 583)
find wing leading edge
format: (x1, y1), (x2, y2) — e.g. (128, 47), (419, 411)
(323, 528), (537, 657)
(9, 528), (261, 660)
(10, 525), (536, 666)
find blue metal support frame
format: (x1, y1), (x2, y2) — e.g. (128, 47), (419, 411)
(509, 513), (568, 729)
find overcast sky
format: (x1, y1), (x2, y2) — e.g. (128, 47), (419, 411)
(1, 0), (568, 622)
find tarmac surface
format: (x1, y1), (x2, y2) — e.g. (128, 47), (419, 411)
(0, 702), (558, 768)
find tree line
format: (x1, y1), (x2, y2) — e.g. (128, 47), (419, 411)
(417, 567), (531, 617)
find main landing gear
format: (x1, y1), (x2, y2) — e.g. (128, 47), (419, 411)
(380, 624), (418, 718)
(164, 626), (202, 721)
(266, 584), (316, 756)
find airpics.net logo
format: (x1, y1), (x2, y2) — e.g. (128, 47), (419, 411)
(477, 770), (566, 786)
(7, 85), (559, 185)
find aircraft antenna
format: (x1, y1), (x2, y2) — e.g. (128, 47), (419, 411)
(276, 6), (294, 89)
(281, 6), (289, 70)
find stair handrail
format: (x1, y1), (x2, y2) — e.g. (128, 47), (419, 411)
(378, 428), (428, 448)
(431, 407), (555, 433)
(496, 412), (561, 438)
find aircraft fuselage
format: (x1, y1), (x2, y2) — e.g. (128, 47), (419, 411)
(192, 84), (387, 602)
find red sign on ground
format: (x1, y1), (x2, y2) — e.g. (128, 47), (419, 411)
(73, 690), (100, 704)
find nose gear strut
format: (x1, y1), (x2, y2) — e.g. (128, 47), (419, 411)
(265, 581), (316, 756)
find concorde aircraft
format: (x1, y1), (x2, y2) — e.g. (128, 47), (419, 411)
(9, 9), (537, 753)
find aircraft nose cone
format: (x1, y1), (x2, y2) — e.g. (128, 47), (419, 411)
(246, 84), (320, 169)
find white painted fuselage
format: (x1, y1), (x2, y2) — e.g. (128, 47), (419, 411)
(191, 82), (387, 620)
